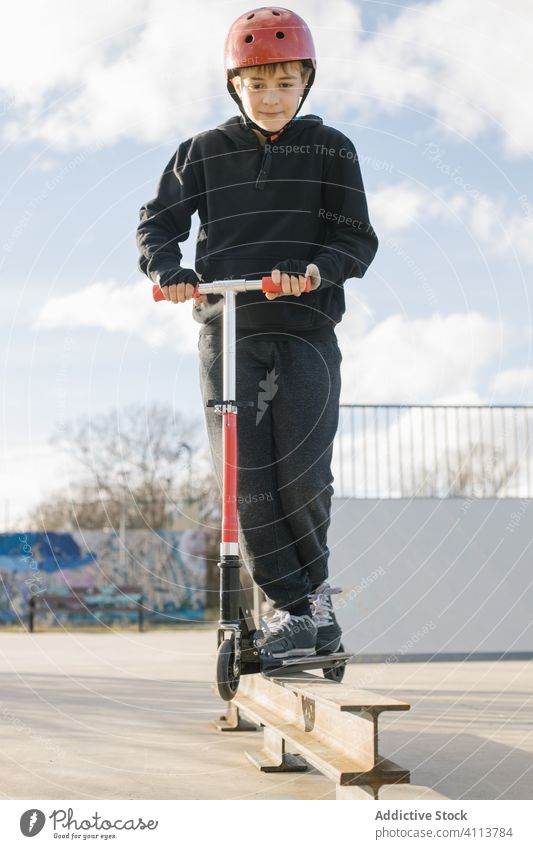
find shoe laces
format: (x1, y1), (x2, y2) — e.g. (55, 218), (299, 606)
(259, 610), (312, 637)
(309, 582), (342, 626)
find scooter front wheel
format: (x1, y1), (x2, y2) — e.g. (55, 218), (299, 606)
(216, 638), (240, 701)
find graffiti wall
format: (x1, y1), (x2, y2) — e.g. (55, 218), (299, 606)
(0, 529), (206, 626)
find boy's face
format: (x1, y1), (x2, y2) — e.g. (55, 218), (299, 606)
(231, 62), (311, 134)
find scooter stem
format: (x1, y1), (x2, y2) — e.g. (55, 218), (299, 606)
(221, 289), (238, 557)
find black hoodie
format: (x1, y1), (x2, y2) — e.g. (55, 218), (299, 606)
(136, 113), (379, 340)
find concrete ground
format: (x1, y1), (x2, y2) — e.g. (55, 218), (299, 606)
(0, 630), (531, 800)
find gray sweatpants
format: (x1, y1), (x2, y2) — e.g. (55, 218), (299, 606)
(198, 330), (342, 611)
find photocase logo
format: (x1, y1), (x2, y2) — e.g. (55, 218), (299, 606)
(20, 809), (46, 837)
(256, 367), (279, 425)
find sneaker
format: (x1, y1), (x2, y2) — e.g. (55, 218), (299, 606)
(255, 610), (317, 659)
(309, 581), (343, 654)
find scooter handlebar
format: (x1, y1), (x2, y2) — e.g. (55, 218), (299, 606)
(152, 275), (311, 302)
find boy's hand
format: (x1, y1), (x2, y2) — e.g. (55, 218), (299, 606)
(265, 262), (322, 300)
(160, 282), (207, 304)
(265, 268), (307, 300)
(157, 268), (207, 304)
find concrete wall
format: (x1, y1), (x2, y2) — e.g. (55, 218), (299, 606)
(327, 498), (533, 656)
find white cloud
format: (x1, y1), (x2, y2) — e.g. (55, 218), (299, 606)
(343, 0), (533, 157)
(336, 297), (509, 404)
(371, 183), (436, 231)
(34, 279), (199, 351)
(467, 195), (533, 265)
(492, 367), (533, 397)
(371, 181), (533, 267)
(1, 0), (532, 155)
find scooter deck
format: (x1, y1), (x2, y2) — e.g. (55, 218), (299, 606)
(261, 651), (352, 676)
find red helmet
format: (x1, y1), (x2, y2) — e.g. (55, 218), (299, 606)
(224, 6), (316, 75)
(224, 7), (317, 136)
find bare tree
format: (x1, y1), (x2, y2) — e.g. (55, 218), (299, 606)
(416, 442), (520, 497)
(24, 404), (221, 533)
(53, 403), (197, 528)
(25, 480), (113, 531)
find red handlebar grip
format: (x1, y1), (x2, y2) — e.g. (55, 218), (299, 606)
(152, 283), (200, 302)
(262, 275), (311, 293)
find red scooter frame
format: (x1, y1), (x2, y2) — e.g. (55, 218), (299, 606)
(153, 276), (350, 699)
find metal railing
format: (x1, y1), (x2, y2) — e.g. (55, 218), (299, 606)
(332, 404), (533, 498)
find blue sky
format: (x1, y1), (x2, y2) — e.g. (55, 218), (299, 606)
(1, 0), (532, 524)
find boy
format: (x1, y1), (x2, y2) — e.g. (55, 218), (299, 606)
(136, 7), (379, 658)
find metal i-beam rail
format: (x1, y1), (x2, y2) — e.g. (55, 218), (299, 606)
(215, 669), (414, 800)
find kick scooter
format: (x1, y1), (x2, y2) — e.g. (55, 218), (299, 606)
(153, 276), (350, 700)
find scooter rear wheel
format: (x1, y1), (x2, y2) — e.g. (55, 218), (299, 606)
(216, 638), (240, 701)
(323, 642), (347, 683)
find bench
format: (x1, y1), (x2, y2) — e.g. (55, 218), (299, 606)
(28, 585), (144, 632)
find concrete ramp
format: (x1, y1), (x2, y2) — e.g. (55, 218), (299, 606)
(328, 497), (533, 655)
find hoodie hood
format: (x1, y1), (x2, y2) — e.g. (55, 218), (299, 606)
(216, 113), (324, 148)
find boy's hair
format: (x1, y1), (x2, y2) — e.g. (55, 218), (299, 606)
(233, 58), (314, 78)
